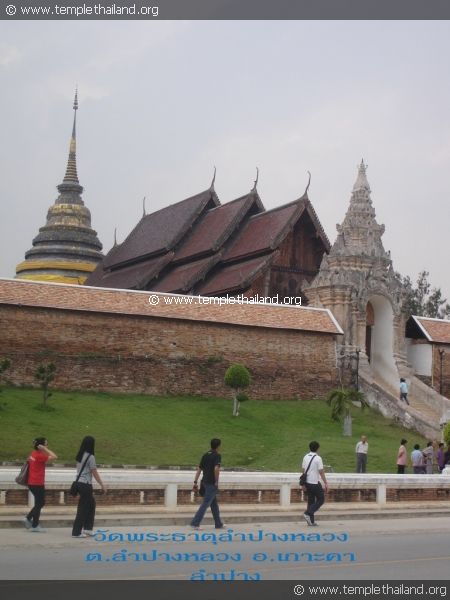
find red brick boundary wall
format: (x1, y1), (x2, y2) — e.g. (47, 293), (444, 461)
(3, 487), (450, 507)
(0, 279), (342, 400)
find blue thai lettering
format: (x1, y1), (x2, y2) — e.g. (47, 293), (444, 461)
(93, 529), (109, 542)
(111, 549), (127, 562)
(126, 533), (145, 542)
(252, 553), (267, 562)
(326, 553), (342, 562)
(247, 530), (264, 542)
(343, 552), (356, 561)
(218, 529), (234, 542)
(85, 552), (102, 561)
(313, 553), (325, 561)
(200, 533), (217, 545)
(190, 569), (206, 580)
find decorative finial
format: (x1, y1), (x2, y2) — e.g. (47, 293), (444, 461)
(304, 171), (311, 196)
(142, 196), (146, 217)
(62, 87), (80, 185)
(210, 166), (216, 190)
(352, 158), (370, 192)
(251, 167), (259, 192)
(113, 228), (117, 247)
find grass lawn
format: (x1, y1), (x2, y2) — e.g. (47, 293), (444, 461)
(0, 387), (427, 473)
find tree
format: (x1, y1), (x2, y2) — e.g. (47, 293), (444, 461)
(326, 387), (368, 436)
(35, 362), (56, 408)
(0, 358), (11, 407)
(398, 270), (450, 319)
(0, 358), (11, 392)
(444, 422), (450, 446)
(224, 364), (251, 417)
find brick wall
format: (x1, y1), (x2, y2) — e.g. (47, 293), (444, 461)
(4, 486), (450, 506)
(0, 304), (339, 400)
(432, 344), (450, 398)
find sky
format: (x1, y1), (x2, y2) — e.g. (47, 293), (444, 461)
(1, 20), (449, 300)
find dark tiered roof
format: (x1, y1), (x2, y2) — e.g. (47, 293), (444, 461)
(86, 183), (330, 296)
(174, 192), (263, 263)
(103, 189), (219, 269)
(197, 254), (276, 296)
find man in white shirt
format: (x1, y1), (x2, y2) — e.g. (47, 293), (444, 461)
(355, 435), (368, 473)
(301, 441), (328, 526)
(399, 378), (409, 405)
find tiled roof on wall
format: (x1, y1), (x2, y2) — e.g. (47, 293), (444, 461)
(0, 278), (343, 335)
(411, 316), (450, 344)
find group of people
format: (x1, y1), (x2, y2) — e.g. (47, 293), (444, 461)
(25, 436), (106, 537)
(25, 432), (450, 534)
(396, 439), (450, 474)
(189, 438), (329, 529)
(356, 434), (450, 474)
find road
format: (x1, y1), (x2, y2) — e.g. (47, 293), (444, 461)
(1, 517), (450, 580)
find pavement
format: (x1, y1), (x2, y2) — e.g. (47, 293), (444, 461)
(1, 517), (450, 580)
(2, 501), (450, 528)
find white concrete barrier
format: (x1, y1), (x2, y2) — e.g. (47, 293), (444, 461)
(1, 469), (449, 508)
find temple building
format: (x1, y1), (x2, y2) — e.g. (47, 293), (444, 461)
(86, 174), (330, 301)
(15, 92), (103, 284)
(305, 160), (407, 388)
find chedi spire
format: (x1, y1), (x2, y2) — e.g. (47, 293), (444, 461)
(15, 91), (103, 285)
(62, 88), (79, 185)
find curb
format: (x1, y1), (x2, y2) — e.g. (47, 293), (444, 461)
(3, 508), (450, 528)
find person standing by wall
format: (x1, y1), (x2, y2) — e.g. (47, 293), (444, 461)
(355, 435), (369, 473)
(190, 438), (223, 530)
(411, 444), (425, 474)
(25, 437), (57, 532)
(437, 443), (446, 473)
(396, 439), (408, 474)
(422, 441), (434, 474)
(301, 441), (328, 526)
(71, 436), (107, 538)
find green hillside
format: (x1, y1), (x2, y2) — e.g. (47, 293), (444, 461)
(0, 387), (427, 473)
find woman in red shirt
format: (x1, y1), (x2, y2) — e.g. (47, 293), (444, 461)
(25, 437), (57, 532)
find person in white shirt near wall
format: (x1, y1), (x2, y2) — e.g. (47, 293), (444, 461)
(355, 435), (369, 473)
(301, 441), (328, 526)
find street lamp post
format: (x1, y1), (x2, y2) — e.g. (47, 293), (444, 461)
(355, 348), (361, 391)
(438, 348), (445, 395)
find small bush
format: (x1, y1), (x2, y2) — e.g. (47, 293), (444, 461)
(236, 393), (250, 403)
(224, 364), (251, 389)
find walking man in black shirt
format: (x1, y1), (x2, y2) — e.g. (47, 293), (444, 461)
(190, 438), (223, 529)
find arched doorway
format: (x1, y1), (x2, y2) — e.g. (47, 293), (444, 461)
(365, 295), (399, 387)
(365, 301), (374, 362)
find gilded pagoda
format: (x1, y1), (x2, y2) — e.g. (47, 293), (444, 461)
(15, 91), (103, 284)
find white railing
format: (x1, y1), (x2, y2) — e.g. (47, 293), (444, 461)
(1, 469), (449, 509)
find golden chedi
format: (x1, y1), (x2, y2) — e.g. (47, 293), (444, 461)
(16, 91), (103, 284)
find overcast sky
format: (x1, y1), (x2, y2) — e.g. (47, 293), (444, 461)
(1, 21), (449, 300)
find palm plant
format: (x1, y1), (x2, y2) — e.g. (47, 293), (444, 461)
(326, 387), (368, 436)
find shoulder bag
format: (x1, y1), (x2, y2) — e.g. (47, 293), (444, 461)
(299, 455), (316, 488)
(15, 461), (30, 487)
(69, 453), (91, 497)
